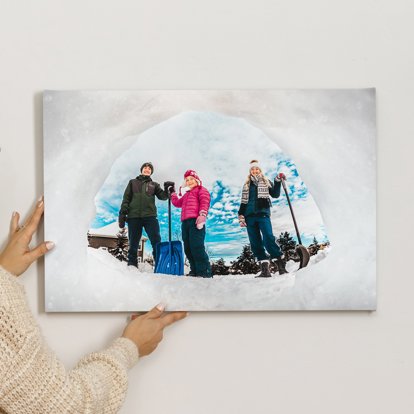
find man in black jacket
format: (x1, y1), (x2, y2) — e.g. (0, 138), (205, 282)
(119, 162), (170, 267)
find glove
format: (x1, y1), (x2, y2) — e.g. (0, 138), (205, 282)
(118, 214), (127, 229)
(164, 181), (175, 194)
(275, 172), (286, 182)
(239, 215), (247, 228)
(196, 210), (207, 229)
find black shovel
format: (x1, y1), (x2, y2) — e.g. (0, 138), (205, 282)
(280, 178), (310, 269)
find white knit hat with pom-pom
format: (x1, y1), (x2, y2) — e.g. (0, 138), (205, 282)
(249, 160), (261, 171)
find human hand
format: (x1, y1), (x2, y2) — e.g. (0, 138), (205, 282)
(122, 304), (187, 357)
(275, 173), (286, 181)
(196, 210), (207, 229)
(163, 181), (175, 194)
(238, 215), (247, 228)
(0, 197), (55, 276)
(118, 213), (127, 229)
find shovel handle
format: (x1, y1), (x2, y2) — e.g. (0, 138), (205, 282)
(280, 178), (302, 245)
(168, 196), (172, 243)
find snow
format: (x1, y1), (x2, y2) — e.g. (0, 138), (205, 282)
(89, 221), (121, 236)
(44, 90), (376, 311)
(53, 247), (332, 312)
(49, 241), (330, 311)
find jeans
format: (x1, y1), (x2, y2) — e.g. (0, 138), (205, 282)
(182, 218), (212, 277)
(127, 216), (161, 266)
(246, 215), (282, 261)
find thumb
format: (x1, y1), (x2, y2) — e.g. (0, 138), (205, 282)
(146, 303), (165, 319)
(26, 241), (55, 263)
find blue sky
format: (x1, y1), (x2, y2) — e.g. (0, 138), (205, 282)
(90, 111), (328, 263)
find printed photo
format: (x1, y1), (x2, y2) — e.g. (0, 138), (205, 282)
(43, 89), (376, 311)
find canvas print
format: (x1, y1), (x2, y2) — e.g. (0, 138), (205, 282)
(43, 89), (376, 311)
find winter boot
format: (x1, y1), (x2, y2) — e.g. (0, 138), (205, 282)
(275, 257), (288, 275)
(256, 260), (272, 278)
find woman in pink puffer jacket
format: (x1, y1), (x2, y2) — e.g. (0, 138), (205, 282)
(170, 170), (212, 277)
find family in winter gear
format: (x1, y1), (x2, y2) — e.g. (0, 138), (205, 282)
(238, 160), (288, 277)
(170, 170), (212, 278)
(119, 162), (169, 267)
(118, 159), (288, 278)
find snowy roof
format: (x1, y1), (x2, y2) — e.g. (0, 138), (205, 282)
(89, 221), (148, 240)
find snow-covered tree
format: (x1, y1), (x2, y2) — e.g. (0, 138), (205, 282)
(230, 245), (260, 275)
(211, 258), (230, 275)
(308, 236), (321, 256)
(108, 228), (128, 262)
(277, 231), (298, 261)
(144, 255), (154, 266)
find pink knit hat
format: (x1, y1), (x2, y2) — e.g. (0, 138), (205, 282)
(184, 169), (202, 186)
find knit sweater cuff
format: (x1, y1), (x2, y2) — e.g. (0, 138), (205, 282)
(108, 337), (139, 370)
(0, 265), (18, 281)
(0, 265), (25, 305)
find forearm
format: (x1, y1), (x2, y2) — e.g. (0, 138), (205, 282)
(0, 267), (138, 414)
(238, 203), (247, 216)
(269, 180), (281, 198)
(155, 184), (169, 201)
(67, 338), (138, 414)
(199, 189), (211, 214)
(171, 193), (183, 207)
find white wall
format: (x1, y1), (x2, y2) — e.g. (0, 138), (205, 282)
(0, 1), (413, 413)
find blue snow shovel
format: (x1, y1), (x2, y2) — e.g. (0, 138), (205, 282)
(154, 195), (184, 275)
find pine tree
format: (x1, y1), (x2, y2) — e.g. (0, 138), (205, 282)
(108, 228), (129, 262)
(211, 258), (230, 275)
(277, 232), (298, 261)
(144, 255), (154, 266)
(230, 245), (260, 275)
(308, 236), (320, 256)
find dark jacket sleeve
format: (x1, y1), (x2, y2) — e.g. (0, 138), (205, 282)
(154, 182), (169, 201)
(120, 181), (132, 215)
(238, 203), (247, 216)
(269, 179), (281, 198)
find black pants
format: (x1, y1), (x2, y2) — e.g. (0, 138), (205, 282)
(127, 217), (161, 266)
(181, 218), (212, 277)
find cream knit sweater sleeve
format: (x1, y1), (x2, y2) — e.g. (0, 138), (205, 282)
(0, 266), (139, 414)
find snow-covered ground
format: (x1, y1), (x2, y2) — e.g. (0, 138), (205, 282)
(44, 90), (376, 311)
(47, 247), (329, 312)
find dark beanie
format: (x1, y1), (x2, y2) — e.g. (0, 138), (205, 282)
(140, 162), (154, 174)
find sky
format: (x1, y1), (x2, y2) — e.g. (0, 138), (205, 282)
(90, 111), (328, 263)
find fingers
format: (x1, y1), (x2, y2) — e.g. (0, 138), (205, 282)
(130, 313), (145, 321)
(160, 311), (188, 327)
(24, 198), (44, 237)
(26, 241), (55, 263)
(9, 211), (20, 237)
(134, 305), (188, 327)
(146, 303), (166, 319)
